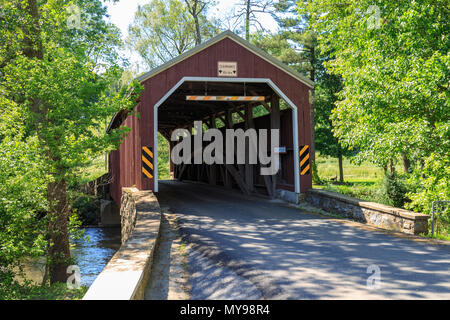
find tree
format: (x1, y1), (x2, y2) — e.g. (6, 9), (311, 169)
(0, 0), (141, 284)
(253, 1), (345, 182)
(232, 0), (274, 40)
(300, 0), (449, 211)
(314, 64), (350, 182)
(184, 0), (208, 45)
(272, 0), (319, 166)
(0, 128), (48, 286)
(128, 0), (218, 69)
(251, 31), (304, 72)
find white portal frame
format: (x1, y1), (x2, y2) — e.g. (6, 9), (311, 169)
(153, 77), (301, 194)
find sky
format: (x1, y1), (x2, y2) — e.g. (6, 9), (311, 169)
(104, 0), (278, 71)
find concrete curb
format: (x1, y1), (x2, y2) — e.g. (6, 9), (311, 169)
(83, 189), (163, 300)
(294, 202), (449, 247)
(306, 188), (429, 235)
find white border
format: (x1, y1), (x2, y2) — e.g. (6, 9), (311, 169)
(153, 77), (300, 194)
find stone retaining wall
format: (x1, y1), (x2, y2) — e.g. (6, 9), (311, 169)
(305, 189), (429, 235)
(120, 188), (138, 243)
(83, 188), (161, 300)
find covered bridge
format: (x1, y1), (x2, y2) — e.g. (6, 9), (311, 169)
(107, 30), (314, 205)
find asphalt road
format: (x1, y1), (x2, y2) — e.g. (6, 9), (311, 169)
(156, 180), (450, 299)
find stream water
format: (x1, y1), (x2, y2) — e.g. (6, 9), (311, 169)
(21, 227), (121, 288)
(71, 227), (121, 287)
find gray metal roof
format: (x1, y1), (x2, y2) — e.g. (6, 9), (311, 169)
(136, 30), (314, 89)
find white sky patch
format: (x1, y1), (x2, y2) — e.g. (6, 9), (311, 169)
(103, 0), (278, 72)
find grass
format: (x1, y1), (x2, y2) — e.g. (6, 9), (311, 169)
(158, 133), (171, 180)
(429, 233), (450, 241)
(314, 153), (384, 202)
(314, 153), (450, 241)
(315, 153), (384, 183)
(76, 156), (108, 186)
(0, 277), (88, 300)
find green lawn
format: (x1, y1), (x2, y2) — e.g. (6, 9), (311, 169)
(158, 133), (171, 180)
(314, 153), (384, 202)
(76, 156), (108, 186)
(315, 153), (383, 183)
(314, 153), (449, 240)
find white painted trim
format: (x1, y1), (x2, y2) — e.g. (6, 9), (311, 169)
(153, 77), (301, 194)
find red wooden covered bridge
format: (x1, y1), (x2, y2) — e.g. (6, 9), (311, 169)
(107, 31), (314, 205)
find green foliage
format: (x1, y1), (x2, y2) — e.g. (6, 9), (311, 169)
(406, 153), (450, 217)
(127, 0), (219, 69)
(377, 173), (415, 208)
(299, 0), (449, 222)
(2, 51), (130, 177)
(0, 134), (47, 268)
(71, 193), (100, 226)
(311, 160), (321, 184)
(320, 177), (412, 209)
(317, 152), (406, 206)
(158, 133), (171, 180)
(323, 181), (376, 200)
(0, 271), (87, 300)
(317, 153), (449, 236)
(0, 0), (143, 285)
(73, 156), (108, 188)
(254, 1), (352, 180)
(271, 0), (317, 78)
(300, 0), (449, 165)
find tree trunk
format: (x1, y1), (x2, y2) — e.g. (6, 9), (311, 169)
(244, 105), (254, 193)
(309, 48), (316, 163)
(209, 114), (217, 186)
(309, 46), (317, 183)
(22, 0), (43, 59)
(185, 0), (204, 45)
(389, 159), (395, 175)
(420, 158), (425, 178)
(47, 178), (71, 284)
(194, 15), (202, 45)
(245, 0), (250, 40)
(337, 144), (344, 183)
(402, 152), (411, 173)
(22, 0), (71, 284)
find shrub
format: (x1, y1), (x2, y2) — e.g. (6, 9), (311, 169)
(71, 193), (100, 226)
(375, 173), (413, 208)
(0, 271), (87, 300)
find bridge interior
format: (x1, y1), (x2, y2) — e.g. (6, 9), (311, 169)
(157, 80), (296, 198)
(158, 81), (273, 131)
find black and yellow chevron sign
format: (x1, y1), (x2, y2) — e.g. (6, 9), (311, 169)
(142, 146), (154, 179)
(299, 145), (311, 175)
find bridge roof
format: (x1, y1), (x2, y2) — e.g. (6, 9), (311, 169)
(136, 30), (314, 88)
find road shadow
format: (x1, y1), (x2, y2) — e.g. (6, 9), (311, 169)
(156, 180), (450, 299)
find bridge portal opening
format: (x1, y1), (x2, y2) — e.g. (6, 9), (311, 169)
(155, 79), (300, 199)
